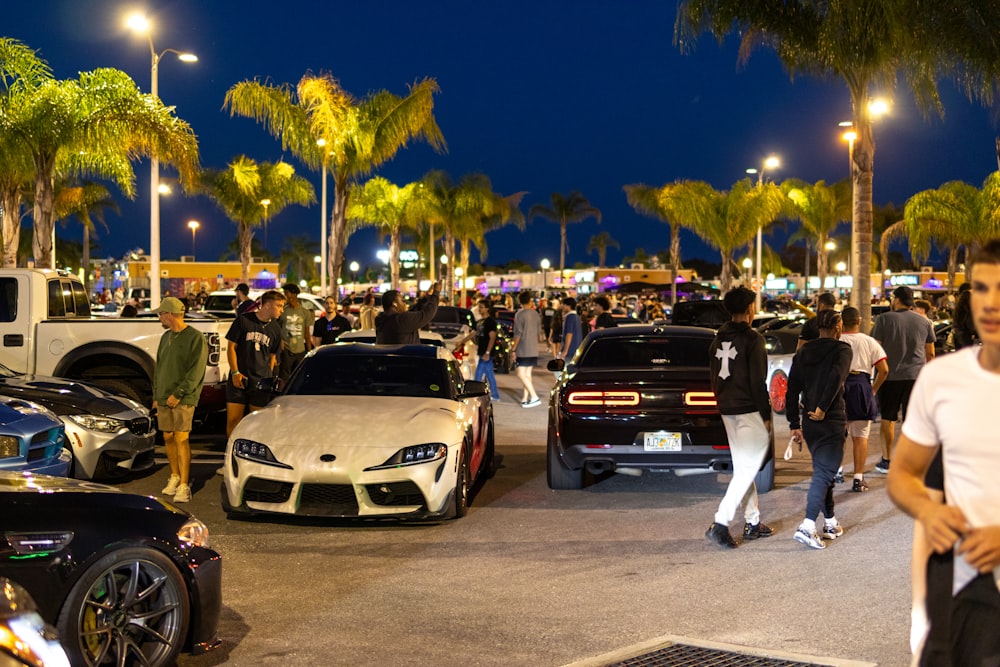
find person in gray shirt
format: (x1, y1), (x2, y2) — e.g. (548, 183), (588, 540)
(512, 290), (543, 407)
(870, 285), (936, 473)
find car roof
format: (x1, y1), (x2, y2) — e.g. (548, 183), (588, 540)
(313, 342), (453, 360)
(584, 324), (717, 340)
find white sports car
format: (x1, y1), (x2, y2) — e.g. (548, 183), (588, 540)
(221, 344), (496, 519)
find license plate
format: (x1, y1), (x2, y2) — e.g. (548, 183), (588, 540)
(643, 432), (682, 451)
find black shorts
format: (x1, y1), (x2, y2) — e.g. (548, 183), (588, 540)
(515, 356), (538, 368)
(226, 377), (274, 409)
(877, 379), (915, 422)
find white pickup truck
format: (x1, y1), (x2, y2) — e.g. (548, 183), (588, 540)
(0, 268), (230, 416)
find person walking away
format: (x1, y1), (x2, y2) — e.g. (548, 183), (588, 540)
(786, 309), (852, 549)
(152, 297), (207, 503)
(278, 283), (314, 381)
(225, 290), (286, 439)
(838, 306), (889, 492)
(797, 291), (837, 350)
(548, 299), (563, 358)
(870, 285), (936, 473)
(312, 297), (353, 346)
(359, 292), (377, 330)
(559, 297), (583, 362)
(234, 282), (255, 315)
(473, 299), (501, 400)
(887, 239), (1000, 666)
(704, 287), (774, 549)
(592, 295), (618, 329)
(511, 290), (543, 407)
(375, 283), (440, 344)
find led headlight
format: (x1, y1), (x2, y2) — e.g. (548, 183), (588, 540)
(0, 435), (18, 459)
(233, 438), (291, 469)
(68, 414), (126, 433)
(177, 518), (210, 548)
(366, 443), (447, 471)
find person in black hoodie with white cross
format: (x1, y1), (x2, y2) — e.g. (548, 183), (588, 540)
(705, 287), (774, 549)
(786, 309), (853, 549)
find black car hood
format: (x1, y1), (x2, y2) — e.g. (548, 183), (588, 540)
(0, 374), (136, 416)
(0, 471), (125, 494)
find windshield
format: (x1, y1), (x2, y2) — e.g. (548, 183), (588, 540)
(203, 295), (236, 311)
(578, 336), (711, 368)
(286, 355), (452, 398)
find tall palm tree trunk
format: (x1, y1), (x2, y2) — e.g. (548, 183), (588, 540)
(329, 176), (351, 297)
(947, 246), (959, 292)
(238, 222), (253, 284)
(389, 227), (401, 289)
(852, 93), (876, 326)
(1, 192), (20, 267)
(32, 156), (56, 269)
(803, 240), (811, 301)
(669, 222), (680, 306)
(817, 232), (829, 292)
(719, 249), (733, 294)
(460, 239), (471, 307)
(559, 219), (568, 276)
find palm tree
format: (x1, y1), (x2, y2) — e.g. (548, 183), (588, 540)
(588, 230), (620, 267)
(624, 182), (686, 304)
(224, 73), (445, 288)
(347, 177), (421, 289)
(529, 192), (601, 277)
(886, 175), (1000, 289)
(199, 157), (314, 283)
(781, 179), (852, 292)
(51, 180), (118, 291)
(278, 234), (321, 285)
(675, 1), (1000, 328)
(0, 38), (200, 269)
(660, 179), (784, 294)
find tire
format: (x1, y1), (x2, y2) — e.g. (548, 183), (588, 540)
(547, 439), (583, 490)
(91, 378), (145, 405)
(768, 369), (788, 415)
(755, 455), (775, 493)
(447, 447), (471, 519)
(57, 546), (189, 667)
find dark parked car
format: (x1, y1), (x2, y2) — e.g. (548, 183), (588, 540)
(546, 325), (774, 490)
(0, 472), (222, 666)
(0, 363), (155, 480)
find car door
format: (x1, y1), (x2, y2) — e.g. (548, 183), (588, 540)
(450, 360), (485, 476)
(0, 275), (32, 374)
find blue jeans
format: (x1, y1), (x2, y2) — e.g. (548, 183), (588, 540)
(475, 358), (500, 399)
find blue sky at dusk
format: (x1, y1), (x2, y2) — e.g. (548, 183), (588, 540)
(7, 1), (1000, 272)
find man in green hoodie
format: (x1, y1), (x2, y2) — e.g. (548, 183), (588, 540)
(705, 287), (774, 549)
(153, 296), (208, 503)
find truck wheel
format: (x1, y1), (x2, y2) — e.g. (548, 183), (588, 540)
(91, 378), (144, 404)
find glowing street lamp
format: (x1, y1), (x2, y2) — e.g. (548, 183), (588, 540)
(742, 257), (753, 285)
(126, 12), (197, 309)
(187, 220), (199, 258)
(349, 260), (360, 293)
(259, 198), (271, 252)
(540, 257), (550, 294)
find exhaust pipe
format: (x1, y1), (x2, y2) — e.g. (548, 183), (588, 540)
(674, 468), (716, 477)
(615, 467), (643, 477)
(585, 461), (613, 475)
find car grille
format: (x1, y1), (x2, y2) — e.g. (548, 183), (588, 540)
(127, 416), (153, 435)
(244, 477), (293, 504)
(299, 484), (359, 516)
(27, 427), (63, 461)
(365, 481), (425, 507)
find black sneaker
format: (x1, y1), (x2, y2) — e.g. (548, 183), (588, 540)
(743, 522), (774, 540)
(834, 469), (845, 484)
(874, 458), (890, 474)
(705, 522), (738, 549)
(852, 478), (869, 492)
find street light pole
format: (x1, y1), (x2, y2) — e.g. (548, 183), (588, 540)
(540, 258), (551, 297)
(126, 13), (196, 310)
(747, 155), (779, 310)
(259, 198), (271, 253)
(188, 220), (199, 258)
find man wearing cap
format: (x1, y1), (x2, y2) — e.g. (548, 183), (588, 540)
(870, 285), (936, 473)
(153, 297), (208, 503)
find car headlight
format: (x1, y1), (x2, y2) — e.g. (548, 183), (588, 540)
(68, 414), (126, 433)
(233, 438), (292, 469)
(0, 435), (18, 459)
(177, 518), (210, 548)
(366, 443), (447, 471)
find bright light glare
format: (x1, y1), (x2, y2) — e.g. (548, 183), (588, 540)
(157, 183), (171, 195)
(742, 257), (753, 269)
(764, 155), (780, 170)
(178, 53), (198, 62)
(869, 98), (890, 116)
(540, 258), (551, 270)
(125, 13), (149, 32)
(187, 220), (199, 231)
(842, 130), (857, 143)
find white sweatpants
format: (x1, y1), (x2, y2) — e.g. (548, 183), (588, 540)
(713, 412), (770, 527)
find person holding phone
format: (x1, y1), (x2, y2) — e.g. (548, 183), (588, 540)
(375, 282), (440, 345)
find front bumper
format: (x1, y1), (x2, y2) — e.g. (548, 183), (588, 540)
(1, 448), (73, 477)
(64, 426), (156, 479)
(183, 546), (223, 654)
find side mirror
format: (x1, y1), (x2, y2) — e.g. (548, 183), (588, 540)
(547, 358), (565, 372)
(459, 380), (489, 398)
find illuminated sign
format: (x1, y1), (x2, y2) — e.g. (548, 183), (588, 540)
(399, 250), (420, 262)
(889, 274), (919, 286)
(764, 278), (788, 290)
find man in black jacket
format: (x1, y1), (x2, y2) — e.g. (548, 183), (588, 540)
(705, 287), (774, 549)
(375, 282), (440, 345)
(786, 309), (852, 549)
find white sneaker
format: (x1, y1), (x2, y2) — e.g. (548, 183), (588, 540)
(523, 398), (541, 408)
(173, 484), (192, 503)
(794, 527), (826, 549)
(162, 475), (180, 495)
(822, 523), (844, 540)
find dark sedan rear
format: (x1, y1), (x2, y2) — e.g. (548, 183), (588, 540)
(546, 325), (774, 490)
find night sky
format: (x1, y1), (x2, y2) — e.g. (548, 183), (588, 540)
(6, 1), (999, 273)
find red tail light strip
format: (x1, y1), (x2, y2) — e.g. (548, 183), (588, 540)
(683, 391), (717, 406)
(567, 391), (639, 407)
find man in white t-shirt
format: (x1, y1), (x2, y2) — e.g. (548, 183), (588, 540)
(888, 239), (1000, 665)
(839, 306), (888, 492)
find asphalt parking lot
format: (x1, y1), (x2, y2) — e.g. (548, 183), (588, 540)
(118, 359), (915, 666)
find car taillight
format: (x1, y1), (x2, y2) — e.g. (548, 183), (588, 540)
(567, 390), (639, 407)
(683, 391), (717, 407)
